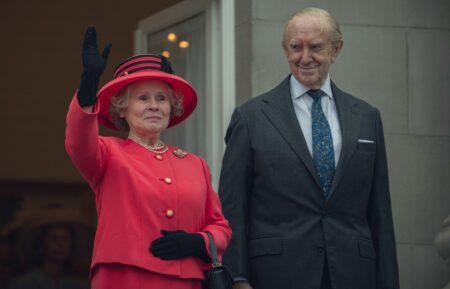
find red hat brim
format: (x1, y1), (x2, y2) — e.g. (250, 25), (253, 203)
(97, 70), (198, 130)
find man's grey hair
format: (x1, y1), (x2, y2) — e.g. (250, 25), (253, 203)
(282, 7), (342, 49)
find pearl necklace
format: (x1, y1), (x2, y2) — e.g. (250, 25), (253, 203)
(129, 138), (168, 154)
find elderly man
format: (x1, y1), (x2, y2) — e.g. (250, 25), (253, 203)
(219, 7), (399, 289)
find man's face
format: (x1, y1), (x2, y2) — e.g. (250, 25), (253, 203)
(283, 15), (343, 89)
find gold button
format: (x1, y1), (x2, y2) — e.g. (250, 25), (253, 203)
(166, 209), (174, 218)
(163, 177), (172, 184)
(155, 155), (163, 160)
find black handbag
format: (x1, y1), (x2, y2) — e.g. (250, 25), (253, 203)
(204, 232), (234, 289)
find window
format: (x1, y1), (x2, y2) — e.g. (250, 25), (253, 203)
(145, 13), (206, 156)
(136, 0), (235, 187)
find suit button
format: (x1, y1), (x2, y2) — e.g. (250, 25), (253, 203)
(163, 177), (172, 184)
(317, 246), (324, 253)
(155, 155), (163, 160)
(166, 209), (174, 218)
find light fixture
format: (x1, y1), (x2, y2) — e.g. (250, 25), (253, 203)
(161, 51), (170, 58)
(167, 33), (177, 42)
(179, 41), (189, 48)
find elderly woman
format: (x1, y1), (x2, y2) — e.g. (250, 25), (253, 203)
(65, 27), (231, 289)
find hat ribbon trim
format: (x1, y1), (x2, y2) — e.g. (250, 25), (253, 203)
(115, 58), (162, 78)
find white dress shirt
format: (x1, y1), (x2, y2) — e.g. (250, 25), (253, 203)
(290, 74), (342, 167)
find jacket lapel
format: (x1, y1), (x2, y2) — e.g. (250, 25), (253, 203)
(260, 76), (321, 187)
(328, 82), (361, 196)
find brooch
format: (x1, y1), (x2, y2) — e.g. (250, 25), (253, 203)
(173, 149), (188, 158)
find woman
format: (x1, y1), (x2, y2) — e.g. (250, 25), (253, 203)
(65, 27), (231, 289)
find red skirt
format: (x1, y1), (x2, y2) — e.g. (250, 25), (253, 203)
(91, 263), (203, 289)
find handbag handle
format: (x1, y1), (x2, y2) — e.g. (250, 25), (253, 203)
(206, 232), (222, 268)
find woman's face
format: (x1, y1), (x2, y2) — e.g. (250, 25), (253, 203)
(123, 79), (172, 136)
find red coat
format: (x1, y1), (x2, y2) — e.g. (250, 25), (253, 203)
(65, 95), (231, 280)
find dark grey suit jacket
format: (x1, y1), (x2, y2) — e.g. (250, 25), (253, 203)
(218, 76), (399, 289)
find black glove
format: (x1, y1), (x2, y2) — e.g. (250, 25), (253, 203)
(150, 230), (208, 261)
(78, 26), (112, 107)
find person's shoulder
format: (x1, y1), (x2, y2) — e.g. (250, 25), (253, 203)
(95, 136), (130, 156)
(238, 76), (291, 113)
(166, 145), (213, 174)
(332, 82), (379, 113)
(100, 135), (124, 142)
(167, 145), (203, 163)
(99, 135), (127, 146)
(236, 93), (265, 113)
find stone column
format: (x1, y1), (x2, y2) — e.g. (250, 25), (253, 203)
(435, 214), (450, 289)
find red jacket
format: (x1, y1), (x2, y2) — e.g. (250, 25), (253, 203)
(65, 95), (231, 279)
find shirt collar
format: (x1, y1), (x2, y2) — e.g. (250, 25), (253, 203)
(290, 74), (333, 100)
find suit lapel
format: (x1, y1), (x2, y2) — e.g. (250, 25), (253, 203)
(259, 78), (362, 198)
(260, 76), (321, 187)
(328, 82), (361, 196)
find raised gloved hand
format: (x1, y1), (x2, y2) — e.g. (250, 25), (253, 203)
(150, 230), (208, 261)
(77, 26), (112, 107)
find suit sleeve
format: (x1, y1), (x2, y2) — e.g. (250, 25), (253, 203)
(65, 92), (109, 189)
(198, 157), (232, 267)
(367, 109), (400, 289)
(218, 108), (253, 279)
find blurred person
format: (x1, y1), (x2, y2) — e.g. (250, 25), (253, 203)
(7, 223), (87, 289)
(65, 27), (231, 289)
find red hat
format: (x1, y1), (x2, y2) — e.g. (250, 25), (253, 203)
(97, 54), (198, 130)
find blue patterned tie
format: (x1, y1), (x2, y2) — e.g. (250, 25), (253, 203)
(308, 89), (335, 197)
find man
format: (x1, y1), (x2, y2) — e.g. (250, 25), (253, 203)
(219, 7), (399, 289)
